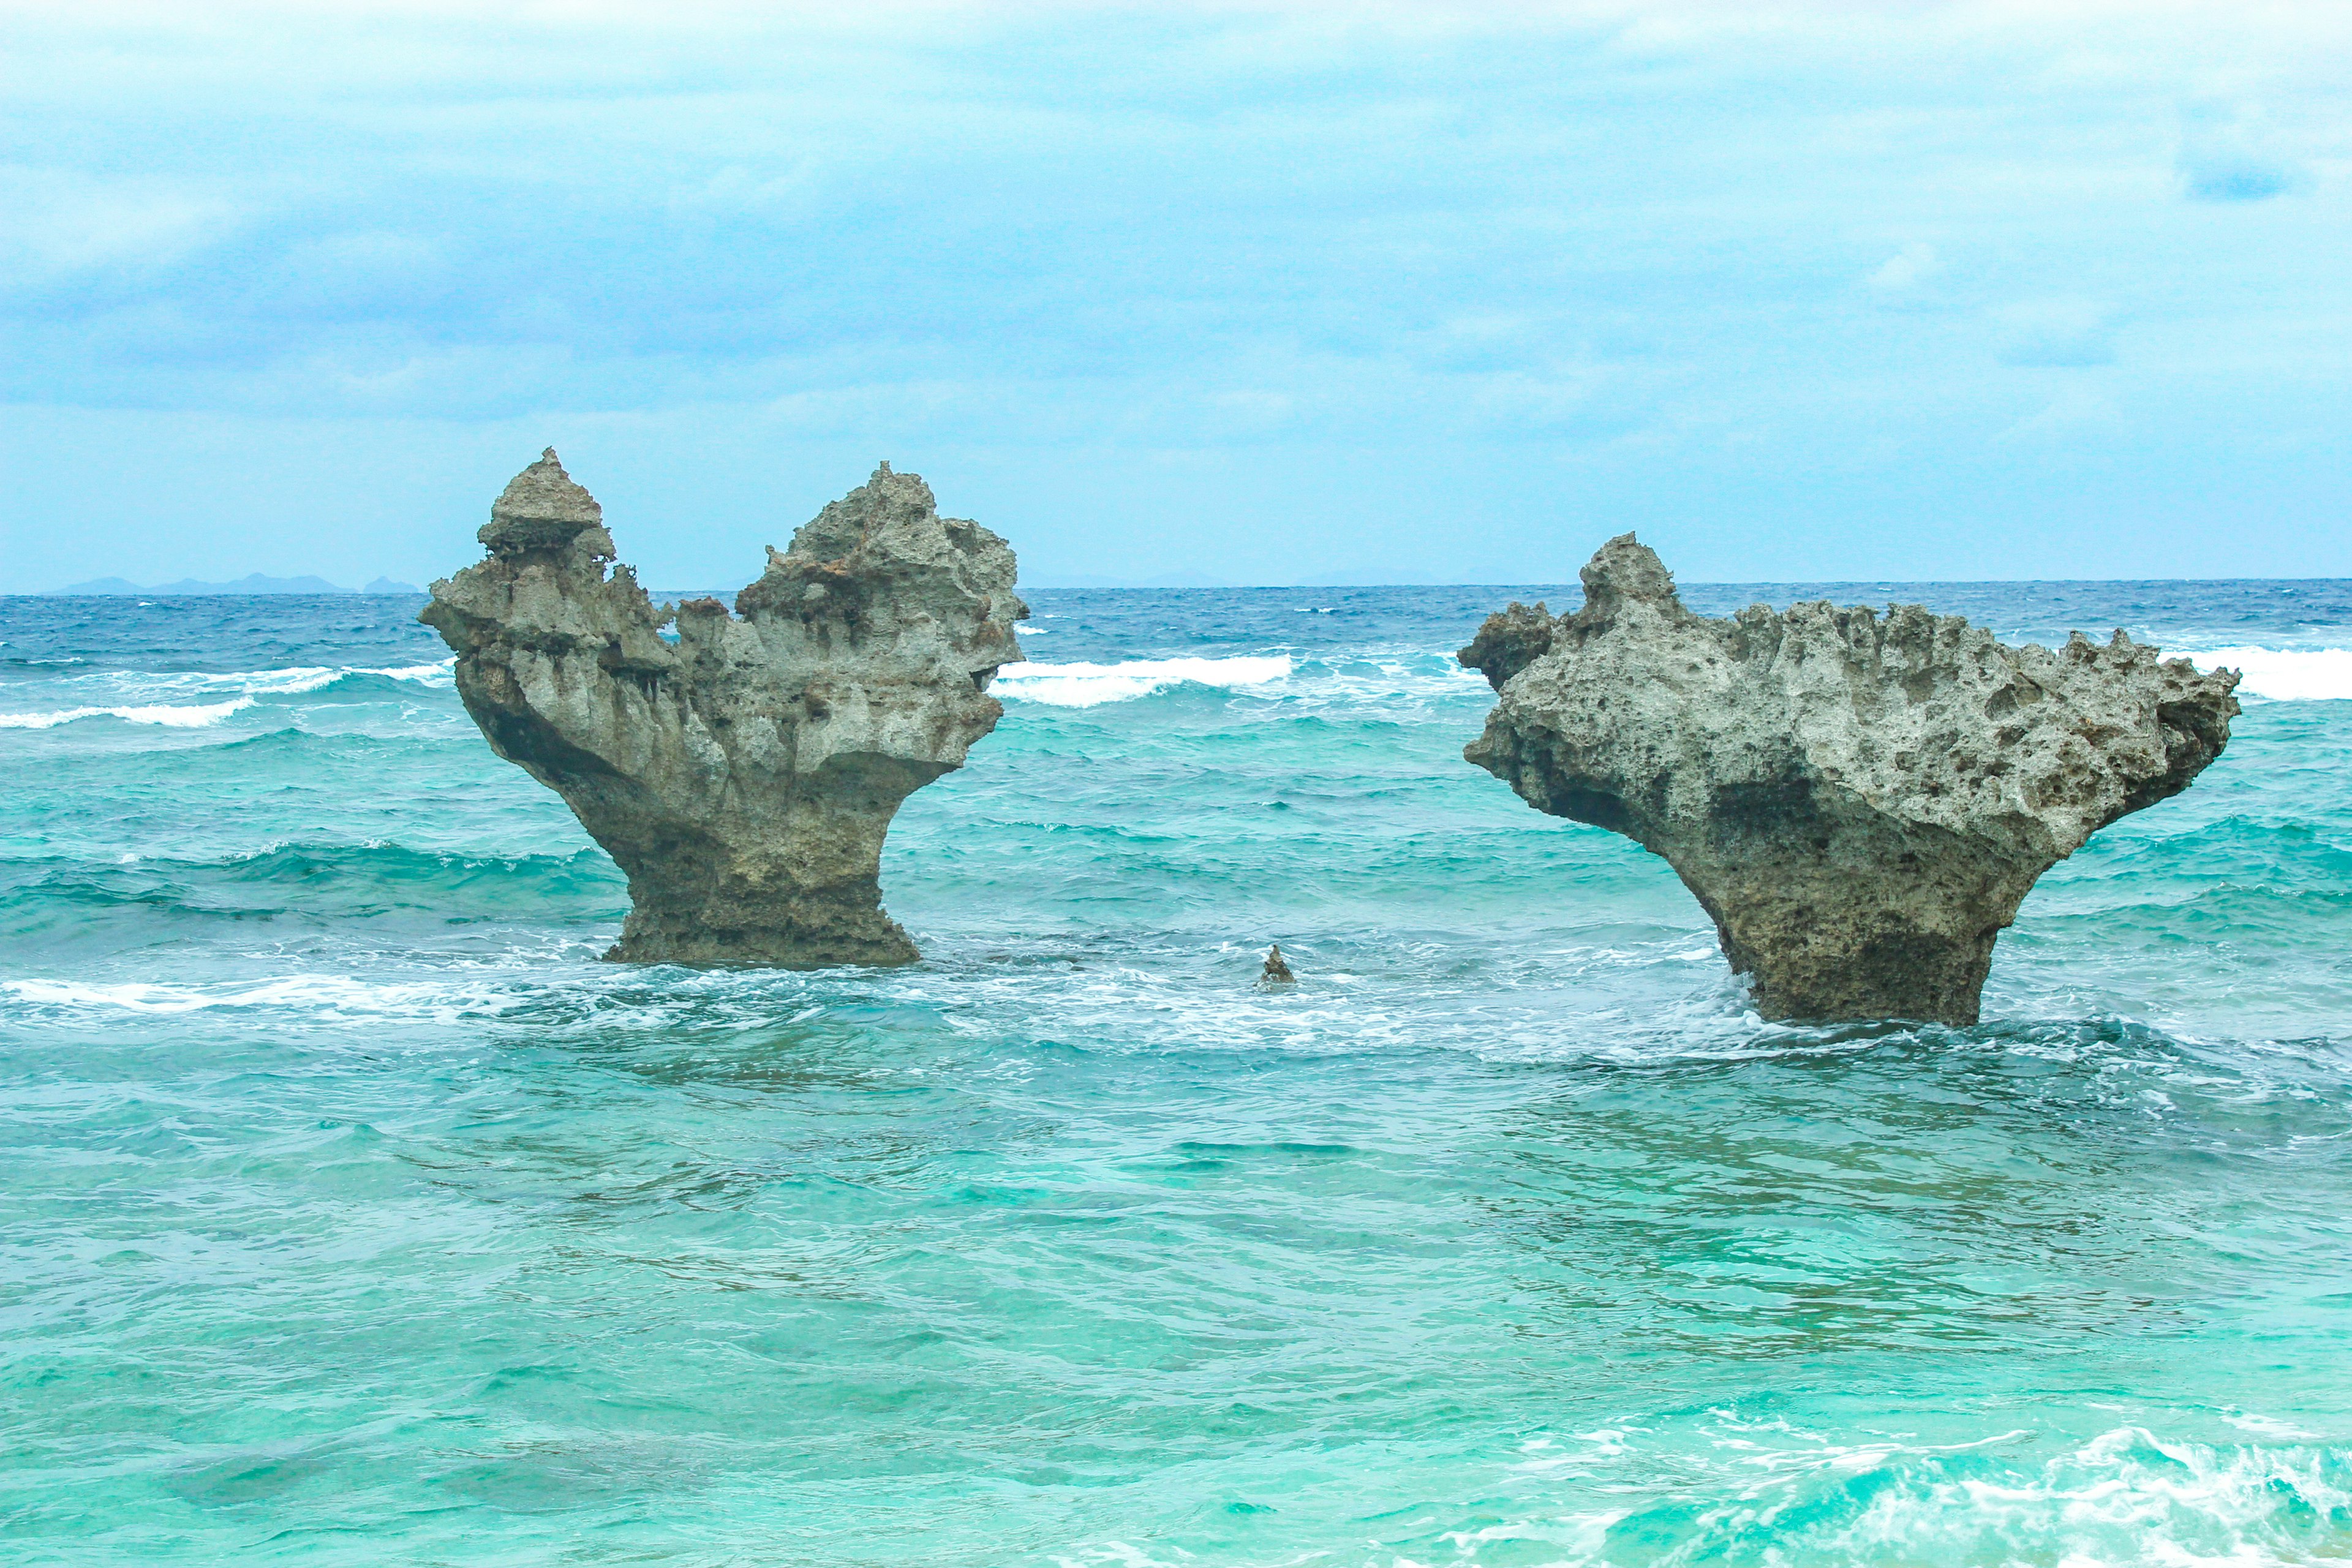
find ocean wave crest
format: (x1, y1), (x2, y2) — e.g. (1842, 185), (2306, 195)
(0, 974), (468, 1017)
(119, 658), (455, 698)
(2182, 646), (2352, 703)
(995, 655), (1293, 706)
(0, 696), (256, 729)
(0, 659), (456, 727)
(990, 650), (1496, 710)
(222, 660), (456, 695)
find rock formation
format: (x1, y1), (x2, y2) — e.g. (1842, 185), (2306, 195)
(1261, 944), (1296, 985)
(1460, 535), (2240, 1024)
(421, 450), (1025, 967)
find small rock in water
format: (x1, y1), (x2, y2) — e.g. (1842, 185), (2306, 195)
(1261, 944), (1297, 984)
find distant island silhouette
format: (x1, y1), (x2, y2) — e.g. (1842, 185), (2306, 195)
(47, 574), (421, 597)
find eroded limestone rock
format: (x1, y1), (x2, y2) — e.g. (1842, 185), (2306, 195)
(423, 450), (1024, 966)
(1461, 535), (2240, 1023)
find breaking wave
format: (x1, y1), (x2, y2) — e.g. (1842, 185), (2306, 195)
(0, 696), (255, 729)
(0, 973), (481, 1017)
(991, 650), (1495, 710)
(995, 654), (1294, 706)
(90, 658), (454, 698)
(2182, 646), (2352, 703)
(0, 660), (456, 727)
(983, 644), (2352, 711)
(219, 660), (455, 694)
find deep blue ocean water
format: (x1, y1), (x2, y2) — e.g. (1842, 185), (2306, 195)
(3, 579), (2350, 1566)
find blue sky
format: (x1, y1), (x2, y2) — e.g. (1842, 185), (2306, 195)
(2, 1), (2346, 590)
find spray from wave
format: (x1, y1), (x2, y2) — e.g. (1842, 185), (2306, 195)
(994, 655), (1293, 706)
(2183, 646), (2352, 703)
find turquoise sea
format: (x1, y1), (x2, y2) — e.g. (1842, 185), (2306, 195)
(4, 579), (2351, 1567)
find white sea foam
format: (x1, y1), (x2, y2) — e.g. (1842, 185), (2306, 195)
(1488, 1420), (2352, 1566)
(0, 696), (255, 729)
(2180, 646), (2352, 703)
(1810, 1425), (2352, 1566)
(165, 659), (456, 696)
(358, 661), (458, 686)
(984, 642), (2352, 709)
(994, 655), (1293, 706)
(4, 659), (458, 721)
(0, 973), (519, 1021)
(991, 649), (1497, 710)
(0, 965), (835, 1030)
(3, 976), (364, 1013)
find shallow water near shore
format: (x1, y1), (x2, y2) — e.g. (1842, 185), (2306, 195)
(4, 580), (2351, 1566)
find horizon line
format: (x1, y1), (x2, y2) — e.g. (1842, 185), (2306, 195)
(22, 573), (2352, 598)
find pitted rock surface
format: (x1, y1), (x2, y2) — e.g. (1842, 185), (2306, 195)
(1460, 535), (2241, 1023)
(423, 452), (1025, 966)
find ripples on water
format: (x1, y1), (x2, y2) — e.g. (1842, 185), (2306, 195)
(2, 583), (2350, 1566)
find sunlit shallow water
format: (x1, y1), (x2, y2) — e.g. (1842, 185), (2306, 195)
(3, 581), (2350, 1566)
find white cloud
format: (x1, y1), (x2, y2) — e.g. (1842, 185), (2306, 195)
(1866, 243), (1937, 293)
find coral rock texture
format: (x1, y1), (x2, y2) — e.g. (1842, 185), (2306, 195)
(1460, 535), (2240, 1024)
(422, 450), (1025, 966)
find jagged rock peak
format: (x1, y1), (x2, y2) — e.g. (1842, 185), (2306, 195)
(480, 448), (611, 558)
(1459, 537), (2241, 1025)
(421, 453), (1025, 968)
(1580, 532), (1679, 612)
(733, 462), (1020, 627)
